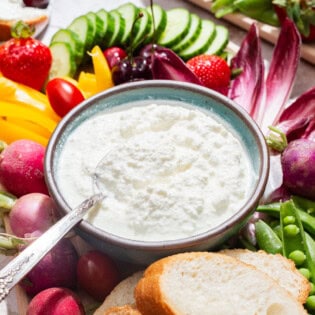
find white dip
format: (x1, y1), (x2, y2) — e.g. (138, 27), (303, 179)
(57, 103), (252, 241)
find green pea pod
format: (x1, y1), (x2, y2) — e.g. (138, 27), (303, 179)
(257, 202), (315, 236)
(292, 195), (315, 216)
(280, 200), (315, 283)
(211, 0), (237, 18)
(255, 219), (282, 254)
(248, 9), (280, 26)
(234, 0), (272, 15)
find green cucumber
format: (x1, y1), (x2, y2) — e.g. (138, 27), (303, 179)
(50, 29), (84, 65)
(96, 9), (115, 49)
(157, 8), (191, 47)
(145, 4), (167, 44)
(178, 19), (216, 61)
(171, 13), (202, 53)
(67, 15), (94, 53)
(107, 10), (126, 47)
(49, 42), (77, 79)
(114, 2), (140, 46)
(205, 25), (229, 55)
(85, 12), (104, 48)
(132, 8), (152, 49)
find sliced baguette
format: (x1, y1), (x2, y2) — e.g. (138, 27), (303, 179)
(94, 271), (143, 315)
(220, 248), (311, 304)
(135, 252), (307, 315)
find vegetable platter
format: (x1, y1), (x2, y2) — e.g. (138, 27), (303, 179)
(187, 0), (315, 65)
(1, 0), (315, 314)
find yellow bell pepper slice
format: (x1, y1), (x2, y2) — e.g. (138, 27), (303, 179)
(7, 118), (52, 139)
(0, 101), (57, 133)
(78, 71), (99, 98)
(90, 45), (114, 93)
(0, 76), (60, 122)
(0, 118), (48, 146)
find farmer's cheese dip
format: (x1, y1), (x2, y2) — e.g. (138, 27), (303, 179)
(57, 103), (252, 241)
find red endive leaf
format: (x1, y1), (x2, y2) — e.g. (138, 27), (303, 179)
(151, 47), (202, 85)
(228, 23), (264, 119)
(260, 18), (301, 132)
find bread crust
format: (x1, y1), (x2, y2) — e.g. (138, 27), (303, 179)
(103, 305), (142, 315)
(135, 252), (307, 315)
(0, 15), (48, 41)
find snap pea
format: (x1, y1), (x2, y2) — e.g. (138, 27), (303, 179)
(280, 200), (315, 283)
(292, 195), (315, 216)
(257, 202), (315, 236)
(255, 219), (282, 254)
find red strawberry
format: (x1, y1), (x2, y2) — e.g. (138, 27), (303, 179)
(0, 21), (52, 90)
(186, 54), (231, 95)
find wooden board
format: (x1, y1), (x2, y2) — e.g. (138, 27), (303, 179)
(187, 0), (315, 65)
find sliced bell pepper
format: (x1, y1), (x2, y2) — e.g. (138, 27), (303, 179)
(0, 101), (57, 133)
(90, 45), (114, 93)
(0, 118), (48, 146)
(0, 76), (60, 122)
(78, 71), (99, 98)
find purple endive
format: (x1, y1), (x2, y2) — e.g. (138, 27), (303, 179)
(260, 18), (301, 132)
(228, 23), (264, 119)
(151, 46), (202, 85)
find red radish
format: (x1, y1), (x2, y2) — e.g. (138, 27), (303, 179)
(9, 193), (58, 238)
(27, 287), (84, 315)
(0, 139), (48, 197)
(21, 238), (79, 296)
(281, 139), (315, 200)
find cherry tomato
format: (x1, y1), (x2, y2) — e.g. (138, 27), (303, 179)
(46, 78), (85, 117)
(76, 250), (120, 301)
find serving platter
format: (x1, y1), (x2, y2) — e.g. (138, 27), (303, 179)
(186, 0), (315, 65)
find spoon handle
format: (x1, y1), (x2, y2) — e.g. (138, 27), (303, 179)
(0, 193), (103, 302)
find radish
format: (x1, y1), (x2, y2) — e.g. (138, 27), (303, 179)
(21, 238), (79, 296)
(9, 193), (58, 238)
(27, 287), (85, 315)
(281, 138), (315, 200)
(0, 139), (48, 197)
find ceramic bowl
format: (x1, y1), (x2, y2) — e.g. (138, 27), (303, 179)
(45, 80), (269, 265)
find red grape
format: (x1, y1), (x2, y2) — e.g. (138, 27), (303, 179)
(103, 46), (127, 69)
(23, 0), (50, 8)
(76, 250), (120, 301)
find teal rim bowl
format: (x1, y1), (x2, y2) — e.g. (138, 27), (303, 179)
(44, 80), (269, 265)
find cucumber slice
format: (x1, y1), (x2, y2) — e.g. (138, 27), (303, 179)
(157, 8), (191, 47)
(49, 42), (77, 79)
(96, 9), (115, 49)
(205, 25), (229, 55)
(178, 19), (216, 61)
(145, 4), (167, 44)
(107, 10), (126, 47)
(171, 13), (202, 53)
(67, 15), (94, 53)
(132, 8), (152, 49)
(115, 2), (140, 45)
(50, 29), (84, 65)
(85, 12), (104, 47)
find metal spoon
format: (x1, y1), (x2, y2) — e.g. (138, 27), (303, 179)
(0, 193), (104, 302)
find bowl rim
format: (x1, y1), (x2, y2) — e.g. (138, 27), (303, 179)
(45, 80), (269, 251)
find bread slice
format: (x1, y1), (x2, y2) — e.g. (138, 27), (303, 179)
(94, 271), (143, 315)
(134, 252), (307, 315)
(220, 248), (311, 304)
(103, 305), (142, 315)
(0, 2), (49, 41)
